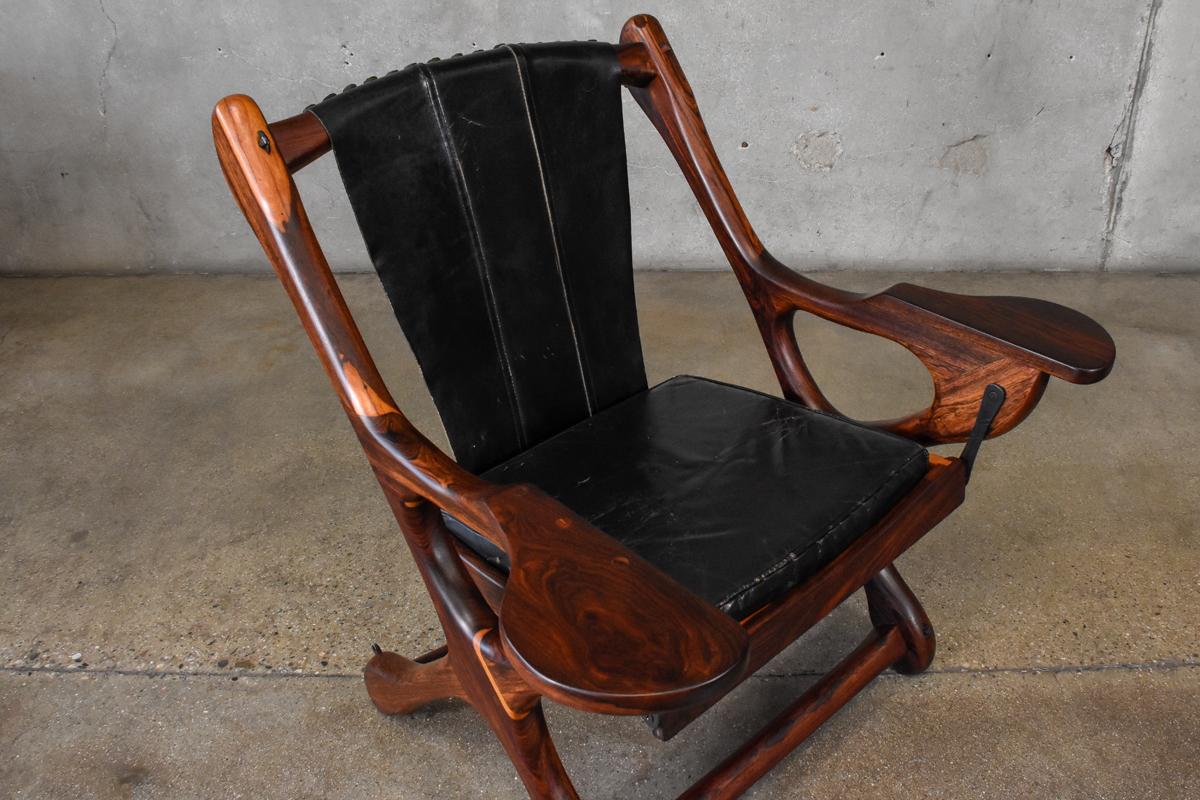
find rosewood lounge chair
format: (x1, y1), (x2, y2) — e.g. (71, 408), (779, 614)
(212, 14), (1115, 798)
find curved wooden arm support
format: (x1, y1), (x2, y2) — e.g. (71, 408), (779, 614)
(745, 254), (1114, 442)
(213, 91), (748, 718)
(620, 14), (1115, 445)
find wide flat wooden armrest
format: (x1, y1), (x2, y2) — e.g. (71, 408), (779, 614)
(880, 283), (1115, 384)
(479, 484), (750, 715)
(745, 256), (1116, 443)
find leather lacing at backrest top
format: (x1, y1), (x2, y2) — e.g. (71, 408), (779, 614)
(310, 42), (647, 473)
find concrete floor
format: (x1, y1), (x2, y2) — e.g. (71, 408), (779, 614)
(1, 270), (1197, 798)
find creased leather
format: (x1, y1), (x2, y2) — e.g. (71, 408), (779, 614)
(311, 43), (646, 472)
(445, 376), (929, 618)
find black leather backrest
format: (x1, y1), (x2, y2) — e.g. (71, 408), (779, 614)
(311, 43), (647, 472)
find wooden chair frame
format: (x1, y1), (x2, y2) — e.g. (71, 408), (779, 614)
(212, 15), (1114, 799)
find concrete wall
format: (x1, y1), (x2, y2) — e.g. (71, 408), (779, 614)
(1, 1), (1195, 274)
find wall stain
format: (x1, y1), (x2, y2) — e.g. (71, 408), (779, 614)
(937, 134), (989, 176)
(791, 131), (842, 171)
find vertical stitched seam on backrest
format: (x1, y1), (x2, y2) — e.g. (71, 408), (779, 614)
(418, 64), (528, 447)
(505, 45), (595, 415)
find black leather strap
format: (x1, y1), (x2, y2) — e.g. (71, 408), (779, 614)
(311, 43), (646, 472)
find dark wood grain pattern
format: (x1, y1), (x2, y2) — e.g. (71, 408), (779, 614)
(884, 283), (1115, 383)
(492, 485), (749, 715)
(213, 14), (1114, 798)
(455, 540), (507, 613)
(364, 648), (466, 714)
(268, 110), (331, 173)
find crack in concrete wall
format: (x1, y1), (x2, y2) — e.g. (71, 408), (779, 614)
(1101, 0), (1163, 271)
(97, 0), (119, 119)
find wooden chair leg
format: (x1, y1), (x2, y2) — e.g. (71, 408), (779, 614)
(364, 645), (467, 714)
(373, 497), (583, 799)
(674, 566), (936, 798)
(678, 626), (907, 799)
(364, 643), (580, 799)
(478, 697), (582, 800)
(864, 563), (936, 674)
(363, 570), (935, 798)
(415, 630), (580, 799)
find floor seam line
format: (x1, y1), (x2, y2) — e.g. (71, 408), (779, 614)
(3, 659), (1198, 681)
(755, 658), (1200, 680)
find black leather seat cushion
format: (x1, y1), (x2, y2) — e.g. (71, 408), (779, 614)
(446, 376), (929, 618)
